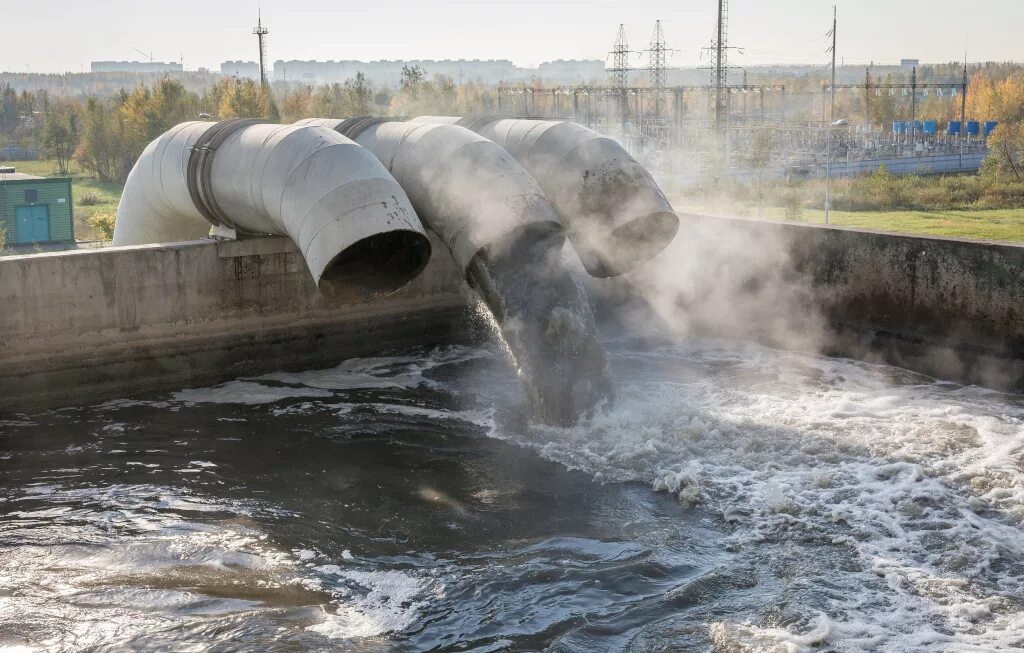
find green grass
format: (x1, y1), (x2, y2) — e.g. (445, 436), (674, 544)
(759, 207), (1024, 242)
(4, 159), (123, 241)
(673, 198), (1024, 243)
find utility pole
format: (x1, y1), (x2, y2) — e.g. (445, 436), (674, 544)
(960, 55), (968, 136)
(254, 10), (269, 87)
(825, 5), (836, 225)
(864, 66), (871, 128)
(960, 53), (968, 170)
(910, 66), (917, 151)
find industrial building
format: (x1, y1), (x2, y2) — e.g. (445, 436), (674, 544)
(220, 60), (262, 80)
(0, 168), (74, 245)
(90, 61), (184, 74)
(231, 58), (608, 87)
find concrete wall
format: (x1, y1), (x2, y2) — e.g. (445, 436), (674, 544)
(595, 214), (1024, 392)
(0, 236), (472, 412)
(790, 220), (1023, 391)
(2, 217), (1022, 412)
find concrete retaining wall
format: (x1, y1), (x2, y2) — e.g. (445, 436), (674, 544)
(0, 236), (472, 412)
(595, 214), (1024, 392)
(2, 217), (1022, 412)
(790, 220), (1023, 391)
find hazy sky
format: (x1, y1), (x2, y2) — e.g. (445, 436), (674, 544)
(2, 0), (1021, 73)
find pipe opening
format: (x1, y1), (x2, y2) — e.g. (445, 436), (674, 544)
(586, 210), (680, 278)
(318, 230), (431, 296)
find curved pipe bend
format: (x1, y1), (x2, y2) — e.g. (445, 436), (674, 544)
(113, 121), (431, 295)
(411, 116), (679, 278)
(296, 118), (564, 274)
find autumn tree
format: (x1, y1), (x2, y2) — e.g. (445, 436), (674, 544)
(213, 78), (279, 121)
(39, 104), (81, 175)
(984, 121), (1024, 181)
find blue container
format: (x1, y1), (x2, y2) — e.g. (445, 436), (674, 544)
(947, 121), (962, 135)
(892, 121), (902, 134)
(913, 120), (924, 133)
(966, 121), (981, 136)
(923, 120), (937, 135)
(984, 121), (998, 136)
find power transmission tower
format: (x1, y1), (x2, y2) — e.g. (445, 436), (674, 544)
(645, 20), (675, 119)
(647, 20), (668, 91)
(254, 10), (270, 87)
(712, 0), (729, 132)
(702, 0), (741, 137)
(608, 24), (638, 130)
(609, 24), (633, 89)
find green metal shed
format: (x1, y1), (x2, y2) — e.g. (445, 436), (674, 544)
(0, 170), (75, 245)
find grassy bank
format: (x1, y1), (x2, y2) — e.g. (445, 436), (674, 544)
(724, 206), (1024, 242)
(669, 168), (1024, 243)
(3, 159), (122, 241)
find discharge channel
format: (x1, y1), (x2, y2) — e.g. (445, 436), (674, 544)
(1, 338), (1022, 651)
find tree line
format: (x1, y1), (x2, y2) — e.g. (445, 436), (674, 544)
(2, 62), (1023, 184)
(0, 66), (496, 184)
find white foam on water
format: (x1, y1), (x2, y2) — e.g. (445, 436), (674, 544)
(494, 339), (1024, 651)
(172, 381), (334, 405)
(253, 346), (490, 392)
(306, 567), (443, 640)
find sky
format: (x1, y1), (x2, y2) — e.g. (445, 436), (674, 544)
(1, 0), (1021, 74)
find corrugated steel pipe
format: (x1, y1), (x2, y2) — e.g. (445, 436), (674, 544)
(113, 119), (430, 295)
(294, 117), (563, 274)
(297, 117), (614, 425)
(411, 116), (679, 278)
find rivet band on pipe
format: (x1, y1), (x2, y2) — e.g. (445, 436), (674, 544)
(186, 119), (269, 230)
(333, 116), (402, 140)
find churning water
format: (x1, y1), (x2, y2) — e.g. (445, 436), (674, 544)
(1, 337), (1023, 651)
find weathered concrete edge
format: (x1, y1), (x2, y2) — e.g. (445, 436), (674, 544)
(3, 217), (1023, 413)
(612, 213), (1024, 392)
(0, 236), (475, 413)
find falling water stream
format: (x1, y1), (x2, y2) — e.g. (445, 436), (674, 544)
(466, 230), (615, 426)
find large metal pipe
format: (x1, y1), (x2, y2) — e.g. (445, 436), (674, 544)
(297, 117), (614, 425)
(113, 120), (430, 294)
(411, 116), (679, 278)
(295, 117), (562, 273)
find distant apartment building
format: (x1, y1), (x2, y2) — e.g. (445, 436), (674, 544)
(262, 59), (606, 87)
(220, 61), (261, 80)
(90, 61), (184, 74)
(536, 60), (606, 84)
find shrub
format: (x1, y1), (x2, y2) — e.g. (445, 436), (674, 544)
(87, 212), (116, 240)
(78, 192), (104, 206)
(781, 186), (806, 221)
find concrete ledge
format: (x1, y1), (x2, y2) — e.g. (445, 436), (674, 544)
(598, 214), (1024, 392)
(3, 218), (1022, 412)
(0, 236), (473, 412)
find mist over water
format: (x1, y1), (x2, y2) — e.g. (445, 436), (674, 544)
(2, 336), (1022, 651)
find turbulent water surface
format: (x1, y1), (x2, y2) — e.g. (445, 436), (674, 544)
(1, 338), (1023, 652)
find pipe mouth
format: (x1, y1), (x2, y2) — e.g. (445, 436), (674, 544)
(581, 210), (680, 278)
(318, 230), (431, 297)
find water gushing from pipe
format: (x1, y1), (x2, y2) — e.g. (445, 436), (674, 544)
(466, 230), (614, 426)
